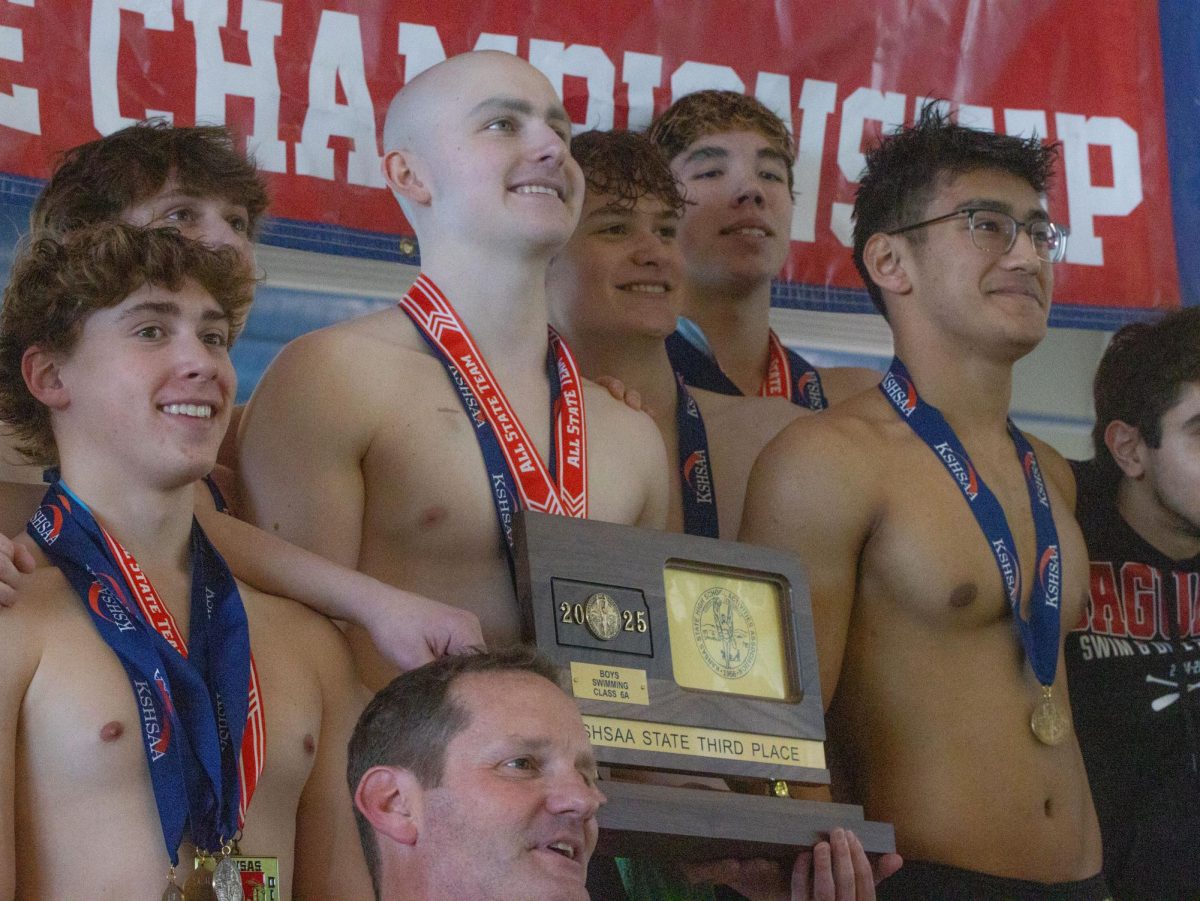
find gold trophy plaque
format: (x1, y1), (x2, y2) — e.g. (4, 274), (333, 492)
(514, 511), (895, 859)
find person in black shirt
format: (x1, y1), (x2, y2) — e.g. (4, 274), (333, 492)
(1067, 306), (1200, 900)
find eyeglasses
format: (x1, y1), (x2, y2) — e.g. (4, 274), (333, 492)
(886, 208), (1069, 264)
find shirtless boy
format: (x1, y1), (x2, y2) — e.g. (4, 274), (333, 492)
(547, 129), (800, 538)
(0, 120), (483, 669)
(0, 223), (371, 897)
(648, 91), (877, 409)
(741, 106), (1106, 897)
(238, 52), (668, 688)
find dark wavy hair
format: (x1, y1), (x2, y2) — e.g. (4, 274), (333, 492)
(31, 119), (269, 239)
(571, 129), (686, 216)
(852, 102), (1060, 316)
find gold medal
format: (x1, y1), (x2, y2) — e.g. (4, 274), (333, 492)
(185, 851), (217, 901)
(1030, 685), (1069, 746)
(231, 856), (280, 901)
(161, 865), (185, 901)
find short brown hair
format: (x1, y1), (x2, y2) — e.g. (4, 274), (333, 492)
(346, 647), (564, 900)
(648, 90), (795, 191)
(571, 130), (686, 217)
(31, 119), (269, 239)
(0, 223), (255, 464)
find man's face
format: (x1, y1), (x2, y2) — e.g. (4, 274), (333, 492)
(547, 190), (683, 344)
(1138, 382), (1200, 542)
(405, 54), (584, 255)
(896, 168), (1054, 357)
(53, 280), (235, 489)
(670, 129), (793, 292)
(414, 671), (603, 901)
(122, 176), (254, 267)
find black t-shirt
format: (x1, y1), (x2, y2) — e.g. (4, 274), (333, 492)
(1066, 459), (1200, 900)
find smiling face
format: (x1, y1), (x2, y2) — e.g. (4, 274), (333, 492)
(412, 670), (603, 901)
(894, 168), (1053, 357)
(52, 279), (235, 490)
(670, 129), (793, 293)
(547, 190), (683, 345)
(389, 53), (584, 257)
(121, 176), (254, 267)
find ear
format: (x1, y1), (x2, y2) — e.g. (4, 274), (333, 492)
(1104, 419), (1146, 479)
(21, 346), (69, 410)
(383, 149), (431, 207)
(862, 233), (912, 300)
(354, 765), (422, 848)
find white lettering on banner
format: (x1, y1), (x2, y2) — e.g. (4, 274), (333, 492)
(1003, 108), (1050, 140)
(89, 0), (174, 133)
(529, 39), (615, 133)
(792, 79), (837, 242)
(1056, 113), (1143, 266)
(183, 0), (286, 173)
(71, 13), (1147, 264)
(671, 60), (744, 96)
(296, 10), (384, 187)
(918, 97), (995, 132)
(622, 51), (662, 130)
(0, 0), (39, 134)
(831, 87), (906, 246)
(395, 22), (518, 84)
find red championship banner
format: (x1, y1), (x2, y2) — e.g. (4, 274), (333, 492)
(0, 1), (1180, 322)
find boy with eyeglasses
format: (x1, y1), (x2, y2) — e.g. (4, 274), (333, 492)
(741, 105), (1108, 899)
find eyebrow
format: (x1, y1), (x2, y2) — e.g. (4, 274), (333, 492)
(469, 95), (572, 128)
(954, 197), (1049, 221)
(117, 300), (229, 323)
(679, 145), (791, 169)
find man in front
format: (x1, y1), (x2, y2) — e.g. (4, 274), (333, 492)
(1066, 307), (1200, 899)
(648, 91), (877, 410)
(238, 52), (668, 689)
(0, 224), (370, 897)
(348, 647), (889, 901)
(741, 106), (1106, 898)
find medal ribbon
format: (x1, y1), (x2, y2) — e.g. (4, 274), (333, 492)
(761, 330), (828, 411)
(399, 274), (589, 556)
(27, 480), (264, 863)
(878, 357), (1062, 686)
(674, 374), (719, 538)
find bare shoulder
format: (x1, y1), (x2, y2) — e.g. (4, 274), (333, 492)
(239, 581), (351, 654)
(697, 391), (804, 441)
(0, 567), (74, 674)
(744, 393), (893, 528)
(582, 379), (663, 444)
(817, 365), (882, 406)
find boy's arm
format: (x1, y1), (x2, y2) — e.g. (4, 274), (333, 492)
(738, 419), (875, 709)
(196, 505), (483, 669)
(292, 621), (373, 899)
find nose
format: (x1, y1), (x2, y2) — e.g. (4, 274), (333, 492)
(177, 334), (222, 382)
(531, 120), (569, 167)
(545, 770), (606, 820)
(1004, 226), (1043, 273)
(630, 230), (671, 268)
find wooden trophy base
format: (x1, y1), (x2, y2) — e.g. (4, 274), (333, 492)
(595, 780), (897, 860)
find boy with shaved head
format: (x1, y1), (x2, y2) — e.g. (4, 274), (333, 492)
(238, 52), (668, 689)
(649, 91), (878, 410)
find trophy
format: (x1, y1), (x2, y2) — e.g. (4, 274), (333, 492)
(514, 511), (895, 860)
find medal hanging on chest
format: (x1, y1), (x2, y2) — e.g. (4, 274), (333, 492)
(878, 358), (1068, 746)
(399, 274), (589, 574)
(26, 479), (268, 896)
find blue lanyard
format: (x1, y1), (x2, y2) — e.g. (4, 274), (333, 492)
(674, 374), (719, 538)
(878, 357), (1062, 686)
(27, 480), (249, 863)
